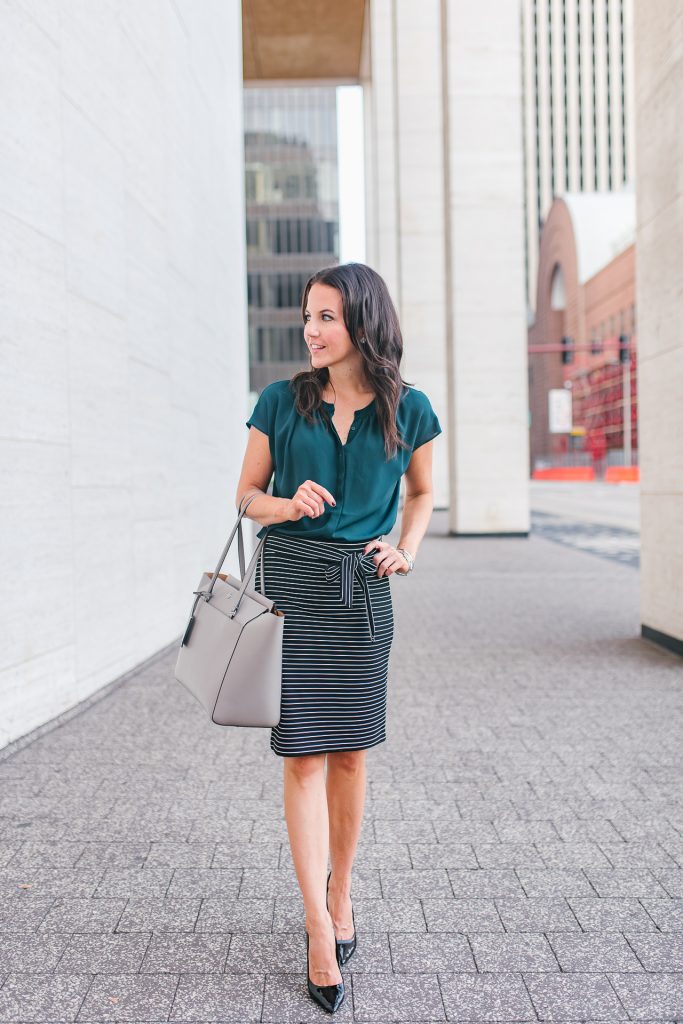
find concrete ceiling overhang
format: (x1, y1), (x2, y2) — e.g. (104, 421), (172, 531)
(242, 0), (366, 81)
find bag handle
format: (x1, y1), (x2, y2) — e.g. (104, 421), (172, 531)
(193, 492), (272, 610)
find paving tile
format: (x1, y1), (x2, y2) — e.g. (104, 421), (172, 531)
(39, 897), (127, 934)
(352, 973), (445, 1021)
(431, 822), (498, 844)
(493, 819), (567, 843)
(336, 932), (392, 973)
(439, 972), (534, 1020)
(211, 840), (280, 868)
(115, 898), (201, 933)
(599, 841), (680, 871)
(94, 868), (173, 898)
(140, 934), (230, 973)
(380, 869), (453, 899)
(74, 843), (151, 870)
(196, 896), (274, 933)
(515, 868), (596, 897)
(351, 898), (427, 932)
(656, 869), (683, 897)
(473, 843), (547, 869)
(534, 841), (613, 870)
(169, 973), (263, 1021)
(56, 934), (151, 974)
(77, 973), (178, 1021)
(225, 932), (307, 973)
(0, 973), (92, 1022)
(2, 867), (106, 900)
(166, 868), (242, 898)
(388, 932), (474, 972)
(568, 896), (658, 931)
(336, 841), (412, 869)
(0, 896), (56, 932)
(607, 971), (683, 1019)
(469, 932), (559, 972)
(624, 932), (683, 971)
(584, 868), (670, 897)
(494, 896), (581, 932)
(0, 933), (71, 972)
(421, 898), (503, 933)
(143, 842), (215, 869)
(524, 972), (626, 1019)
(407, 843), (477, 869)
(0, 842), (22, 868)
(7, 841), (88, 869)
(239, 867), (300, 898)
(446, 869), (525, 898)
(548, 930), (643, 971)
(374, 821), (438, 844)
(639, 896), (683, 931)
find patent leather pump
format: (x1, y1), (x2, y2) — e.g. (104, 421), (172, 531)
(305, 930), (345, 1014)
(326, 869), (357, 966)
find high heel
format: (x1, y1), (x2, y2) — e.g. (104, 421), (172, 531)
(306, 929), (345, 1014)
(326, 869), (357, 966)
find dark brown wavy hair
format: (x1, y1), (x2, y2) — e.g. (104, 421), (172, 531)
(290, 262), (414, 460)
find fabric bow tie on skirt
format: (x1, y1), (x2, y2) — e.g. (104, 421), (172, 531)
(316, 549), (380, 641)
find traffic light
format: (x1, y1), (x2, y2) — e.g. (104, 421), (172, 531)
(561, 336), (574, 364)
(619, 333), (630, 364)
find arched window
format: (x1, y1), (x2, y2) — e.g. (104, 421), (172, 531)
(550, 264), (566, 311)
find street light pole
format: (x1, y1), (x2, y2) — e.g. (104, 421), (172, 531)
(620, 334), (632, 468)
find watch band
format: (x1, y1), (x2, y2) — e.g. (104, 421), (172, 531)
(396, 547), (414, 574)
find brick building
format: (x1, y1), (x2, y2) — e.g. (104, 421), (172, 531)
(528, 189), (636, 474)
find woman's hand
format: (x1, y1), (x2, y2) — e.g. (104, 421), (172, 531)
(285, 480), (336, 521)
(363, 539), (410, 577)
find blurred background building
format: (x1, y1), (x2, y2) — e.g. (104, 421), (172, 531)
(522, 0), (638, 478)
(244, 87), (340, 392)
(521, 0), (635, 314)
(529, 189), (636, 475)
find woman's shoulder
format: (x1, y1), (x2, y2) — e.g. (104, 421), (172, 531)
(256, 378), (296, 409)
(399, 383), (437, 414)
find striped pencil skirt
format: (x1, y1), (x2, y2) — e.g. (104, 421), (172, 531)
(254, 531), (394, 757)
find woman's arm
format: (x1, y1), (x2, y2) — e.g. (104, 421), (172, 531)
(235, 426), (291, 526)
(397, 440), (436, 559)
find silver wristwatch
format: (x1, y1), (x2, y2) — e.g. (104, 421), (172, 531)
(396, 547), (415, 575)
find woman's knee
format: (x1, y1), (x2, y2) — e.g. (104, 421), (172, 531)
(284, 753), (326, 784)
(327, 749), (366, 774)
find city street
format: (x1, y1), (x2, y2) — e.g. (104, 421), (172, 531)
(1, 505), (681, 1022)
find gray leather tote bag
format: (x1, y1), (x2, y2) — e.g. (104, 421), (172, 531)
(174, 494), (284, 727)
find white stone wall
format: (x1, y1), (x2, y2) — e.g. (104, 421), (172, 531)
(634, 3), (683, 647)
(0, 1), (250, 747)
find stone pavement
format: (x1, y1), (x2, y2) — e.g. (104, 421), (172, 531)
(1, 509), (682, 1023)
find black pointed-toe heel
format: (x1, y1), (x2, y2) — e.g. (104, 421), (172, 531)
(326, 869), (357, 966)
(306, 929), (345, 1014)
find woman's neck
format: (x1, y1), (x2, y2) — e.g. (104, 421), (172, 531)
(324, 367), (374, 400)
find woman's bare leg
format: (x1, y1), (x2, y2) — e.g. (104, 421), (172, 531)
(283, 754), (342, 985)
(325, 749), (367, 939)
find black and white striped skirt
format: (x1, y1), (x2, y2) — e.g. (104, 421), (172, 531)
(255, 531), (394, 757)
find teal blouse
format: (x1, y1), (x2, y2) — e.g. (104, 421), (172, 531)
(245, 379), (442, 541)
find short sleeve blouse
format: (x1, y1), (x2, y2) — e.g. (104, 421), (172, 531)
(245, 379), (442, 541)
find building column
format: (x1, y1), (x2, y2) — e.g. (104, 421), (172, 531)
(365, 0), (529, 531)
(635, 3), (683, 654)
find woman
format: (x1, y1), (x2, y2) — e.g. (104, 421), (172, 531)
(236, 262), (441, 1013)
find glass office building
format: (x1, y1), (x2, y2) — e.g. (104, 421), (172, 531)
(243, 87), (340, 392)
